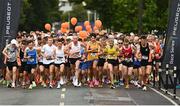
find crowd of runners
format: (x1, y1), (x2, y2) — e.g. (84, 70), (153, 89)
(0, 31), (165, 91)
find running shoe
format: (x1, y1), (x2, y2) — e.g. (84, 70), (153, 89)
(73, 78), (78, 87)
(7, 82), (11, 88)
(42, 83), (47, 88)
(28, 84), (33, 89)
(110, 84), (116, 89)
(118, 80), (124, 86)
(74, 81), (82, 87)
(125, 84), (129, 89)
(57, 82), (61, 89)
(134, 81), (138, 86)
(49, 84), (53, 88)
(114, 79), (119, 85)
(77, 82), (82, 87)
(89, 81), (94, 88)
(105, 79), (111, 84)
(32, 81), (37, 88)
(3, 80), (7, 85)
(130, 80), (134, 84)
(60, 79), (64, 85)
(22, 82), (26, 86)
(137, 84), (142, 88)
(98, 83), (103, 88)
(94, 80), (99, 86)
(11, 82), (15, 88)
(142, 86), (147, 91)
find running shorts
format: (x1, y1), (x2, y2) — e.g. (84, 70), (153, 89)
(6, 61), (18, 70)
(107, 59), (119, 66)
(25, 64), (37, 73)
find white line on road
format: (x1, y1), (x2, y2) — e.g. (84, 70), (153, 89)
(160, 88), (180, 101)
(150, 87), (178, 106)
(59, 102), (64, 106)
(59, 88), (66, 106)
(62, 88), (66, 92)
(84, 96), (132, 101)
(127, 92), (138, 105)
(61, 94), (65, 99)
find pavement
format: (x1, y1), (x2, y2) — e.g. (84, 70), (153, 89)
(0, 84), (179, 105)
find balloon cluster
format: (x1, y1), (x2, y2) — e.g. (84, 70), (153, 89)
(44, 17), (103, 39)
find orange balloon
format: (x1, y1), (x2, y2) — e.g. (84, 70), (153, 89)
(93, 26), (98, 31)
(75, 26), (83, 32)
(87, 28), (92, 33)
(71, 17), (77, 25)
(86, 25), (91, 31)
(95, 20), (102, 28)
(61, 28), (67, 33)
(79, 31), (87, 39)
(64, 22), (69, 28)
(45, 23), (51, 31)
(84, 21), (90, 27)
(61, 22), (69, 29)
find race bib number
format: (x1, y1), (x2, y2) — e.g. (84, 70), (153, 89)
(29, 57), (35, 62)
(57, 57), (63, 61)
(142, 56), (148, 60)
(91, 53), (96, 57)
(125, 58), (132, 62)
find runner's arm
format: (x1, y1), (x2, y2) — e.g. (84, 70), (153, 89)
(24, 48), (29, 59)
(2, 46), (10, 59)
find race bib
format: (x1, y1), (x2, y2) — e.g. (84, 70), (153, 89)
(142, 56), (148, 60)
(57, 57), (63, 61)
(91, 53), (96, 57)
(125, 58), (132, 62)
(29, 57), (35, 62)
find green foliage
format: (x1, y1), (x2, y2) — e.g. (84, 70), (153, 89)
(61, 4), (87, 22)
(19, 0), (61, 31)
(19, 0), (168, 33)
(70, 0), (168, 33)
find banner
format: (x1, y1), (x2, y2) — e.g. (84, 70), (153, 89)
(162, 0), (180, 70)
(0, 0), (21, 53)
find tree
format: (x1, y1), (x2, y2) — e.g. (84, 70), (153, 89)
(19, 0), (61, 31)
(60, 4), (87, 22)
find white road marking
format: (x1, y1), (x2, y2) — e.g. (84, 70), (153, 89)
(59, 88), (66, 106)
(84, 96), (132, 101)
(61, 94), (65, 99)
(59, 102), (64, 106)
(160, 88), (180, 101)
(149, 82), (180, 101)
(127, 92), (138, 105)
(62, 88), (66, 92)
(150, 87), (178, 106)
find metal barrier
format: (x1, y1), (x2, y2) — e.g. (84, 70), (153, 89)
(153, 62), (178, 99)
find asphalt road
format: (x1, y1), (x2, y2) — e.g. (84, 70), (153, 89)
(0, 84), (179, 105)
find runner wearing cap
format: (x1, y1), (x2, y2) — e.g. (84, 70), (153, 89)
(2, 39), (20, 88)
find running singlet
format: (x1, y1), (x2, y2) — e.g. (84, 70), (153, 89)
(122, 46), (133, 62)
(69, 42), (81, 58)
(140, 43), (150, 61)
(87, 42), (99, 60)
(6, 44), (18, 62)
(55, 46), (65, 64)
(42, 44), (56, 64)
(154, 42), (161, 59)
(105, 46), (119, 60)
(99, 48), (107, 59)
(26, 48), (37, 65)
